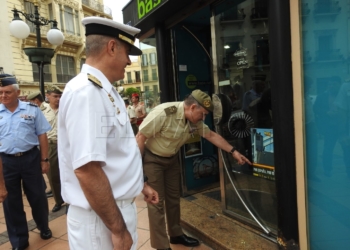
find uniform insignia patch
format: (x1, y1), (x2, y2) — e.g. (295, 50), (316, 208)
(164, 106), (177, 116)
(88, 74), (103, 88)
(203, 100), (211, 108)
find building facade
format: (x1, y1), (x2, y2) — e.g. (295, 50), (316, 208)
(0, 0), (112, 97)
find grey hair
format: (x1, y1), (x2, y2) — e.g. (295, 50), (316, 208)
(85, 35), (122, 57)
(184, 94), (200, 108)
(11, 84), (19, 90)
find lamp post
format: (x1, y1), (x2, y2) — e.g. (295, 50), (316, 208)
(9, 1), (64, 97)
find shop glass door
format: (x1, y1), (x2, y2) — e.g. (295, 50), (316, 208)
(212, 0), (277, 235)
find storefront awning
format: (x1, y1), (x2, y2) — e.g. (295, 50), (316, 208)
(122, 0), (211, 38)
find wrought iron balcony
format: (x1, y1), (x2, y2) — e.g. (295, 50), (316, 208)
(82, 0), (104, 14)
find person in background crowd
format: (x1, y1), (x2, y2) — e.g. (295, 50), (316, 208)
(26, 91), (53, 198)
(26, 91), (48, 112)
(0, 158), (7, 203)
(42, 85), (65, 212)
(242, 80), (265, 112)
(0, 74), (52, 250)
(27, 91), (53, 198)
(131, 93), (146, 126)
(57, 17), (159, 250)
(136, 89), (251, 250)
(124, 97), (138, 135)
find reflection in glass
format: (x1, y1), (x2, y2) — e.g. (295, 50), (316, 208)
(301, 0), (350, 249)
(214, 0), (276, 233)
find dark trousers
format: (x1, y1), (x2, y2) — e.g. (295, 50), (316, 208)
(143, 148), (183, 249)
(47, 142), (63, 205)
(1, 147), (49, 248)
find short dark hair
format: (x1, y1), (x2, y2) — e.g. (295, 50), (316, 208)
(124, 99), (130, 105)
(35, 94), (44, 102)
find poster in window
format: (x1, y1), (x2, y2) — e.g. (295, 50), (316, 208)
(251, 128), (275, 181)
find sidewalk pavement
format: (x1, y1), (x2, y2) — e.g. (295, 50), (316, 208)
(0, 192), (213, 250)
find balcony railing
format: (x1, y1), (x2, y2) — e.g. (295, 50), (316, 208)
(82, 0), (104, 13)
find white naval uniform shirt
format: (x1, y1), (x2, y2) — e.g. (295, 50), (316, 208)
(57, 64), (143, 210)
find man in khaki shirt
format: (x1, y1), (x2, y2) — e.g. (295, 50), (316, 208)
(136, 89), (251, 250)
(43, 85), (64, 212)
(27, 91), (49, 112)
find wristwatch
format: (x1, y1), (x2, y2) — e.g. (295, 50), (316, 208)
(41, 158), (49, 162)
(144, 175), (148, 183)
(229, 147), (236, 154)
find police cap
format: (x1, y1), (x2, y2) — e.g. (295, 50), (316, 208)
(191, 89), (214, 112)
(0, 74), (17, 87)
(82, 17), (142, 56)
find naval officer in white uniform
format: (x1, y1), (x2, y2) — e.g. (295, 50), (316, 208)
(57, 17), (159, 250)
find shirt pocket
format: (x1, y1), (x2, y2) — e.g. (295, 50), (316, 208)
(19, 118), (35, 133)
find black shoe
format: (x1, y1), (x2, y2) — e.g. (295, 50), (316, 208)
(12, 242), (29, 250)
(40, 228), (52, 240)
(170, 234), (200, 247)
(46, 191), (53, 198)
(52, 202), (64, 212)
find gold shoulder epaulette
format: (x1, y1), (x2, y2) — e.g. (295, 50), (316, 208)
(87, 73), (102, 88)
(164, 106), (177, 116)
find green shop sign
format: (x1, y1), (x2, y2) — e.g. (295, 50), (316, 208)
(137, 0), (168, 21)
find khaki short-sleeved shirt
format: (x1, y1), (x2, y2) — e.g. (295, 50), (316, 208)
(126, 105), (137, 123)
(139, 101), (210, 157)
(40, 102), (49, 111)
(43, 105), (58, 141)
(134, 103), (146, 118)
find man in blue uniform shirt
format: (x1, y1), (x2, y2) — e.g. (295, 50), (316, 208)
(0, 74), (52, 250)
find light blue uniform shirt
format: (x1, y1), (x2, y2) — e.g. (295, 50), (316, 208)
(0, 100), (51, 154)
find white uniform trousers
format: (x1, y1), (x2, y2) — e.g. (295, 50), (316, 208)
(67, 199), (137, 250)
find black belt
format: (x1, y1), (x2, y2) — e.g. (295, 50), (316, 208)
(145, 147), (177, 159)
(1, 147), (36, 157)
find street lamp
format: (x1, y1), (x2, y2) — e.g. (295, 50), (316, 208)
(9, 1), (64, 97)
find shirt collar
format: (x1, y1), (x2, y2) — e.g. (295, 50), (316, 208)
(0, 100), (25, 112)
(81, 64), (113, 94)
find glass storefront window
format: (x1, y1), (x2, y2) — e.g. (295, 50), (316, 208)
(213, 0), (277, 233)
(301, 0), (350, 248)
